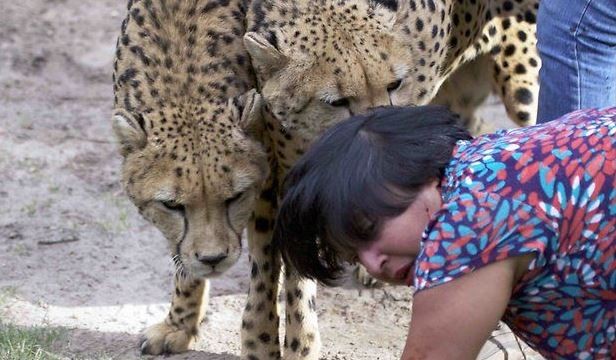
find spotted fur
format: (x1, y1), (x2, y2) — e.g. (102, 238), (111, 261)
(112, 0), (269, 356)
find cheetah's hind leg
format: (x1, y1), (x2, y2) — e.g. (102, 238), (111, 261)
(489, 15), (540, 127)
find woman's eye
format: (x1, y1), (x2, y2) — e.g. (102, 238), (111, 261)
(387, 79), (402, 92)
(225, 191), (246, 206)
(160, 200), (185, 212)
(326, 98), (350, 107)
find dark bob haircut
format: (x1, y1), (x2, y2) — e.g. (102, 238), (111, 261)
(273, 105), (472, 285)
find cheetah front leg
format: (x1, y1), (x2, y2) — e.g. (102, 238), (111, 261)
(489, 15), (540, 127)
(282, 271), (321, 360)
(140, 275), (209, 355)
(241, 193), (283, 360)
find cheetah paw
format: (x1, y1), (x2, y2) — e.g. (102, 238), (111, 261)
(139, 321), (196, 355)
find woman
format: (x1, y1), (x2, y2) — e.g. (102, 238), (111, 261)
(274, 106), (615, 359)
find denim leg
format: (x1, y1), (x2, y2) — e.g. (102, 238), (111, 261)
(537, 0), (616, 123)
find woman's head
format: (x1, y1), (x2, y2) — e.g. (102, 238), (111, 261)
(274, 105), (472, 284)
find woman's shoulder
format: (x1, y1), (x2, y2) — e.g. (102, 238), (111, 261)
(470, 106), (616, 153)
(443, 107), (616, 202)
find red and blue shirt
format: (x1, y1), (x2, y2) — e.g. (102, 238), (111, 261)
(414, 107), (616, 359)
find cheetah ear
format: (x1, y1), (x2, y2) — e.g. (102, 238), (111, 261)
(229, 89), (264, 139)
(244, 31), (288, 80)
(391, 0), (411, 30)
(111, 108), (147, 157)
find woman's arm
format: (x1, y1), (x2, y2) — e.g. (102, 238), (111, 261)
(401, 257), (520, 360)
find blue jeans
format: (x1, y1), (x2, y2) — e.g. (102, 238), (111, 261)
(537, 0), (616, 123)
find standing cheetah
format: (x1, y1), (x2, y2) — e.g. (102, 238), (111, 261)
(112, 0), (271, 355)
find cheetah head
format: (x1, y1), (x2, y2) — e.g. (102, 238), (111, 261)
(112, 90), (268, 278)
(244, 0), (443, 140)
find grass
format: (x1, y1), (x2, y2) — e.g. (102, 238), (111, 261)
(0, 287), (64, 360)
(0, 289), (115, 360)
(0, 323), (65, 360)
(0, 324), (117, 360)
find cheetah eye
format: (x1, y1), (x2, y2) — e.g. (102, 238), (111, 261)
(326, 98), (350, 107)
(387, 79), (402, 92)
(225, 191), (246, 206)
(160, 200), (185, 212)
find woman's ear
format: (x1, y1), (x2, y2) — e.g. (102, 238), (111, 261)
(424, 179), (442, 214)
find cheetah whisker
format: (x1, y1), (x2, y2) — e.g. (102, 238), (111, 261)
(172, 254), (190, 283)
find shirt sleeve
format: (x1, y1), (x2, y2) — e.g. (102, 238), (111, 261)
(413, 189), (558, 292)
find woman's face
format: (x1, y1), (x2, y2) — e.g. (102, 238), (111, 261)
(355, 181), (441, 286)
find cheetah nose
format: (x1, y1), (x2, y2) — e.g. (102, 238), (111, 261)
(195, 253), (228, 266)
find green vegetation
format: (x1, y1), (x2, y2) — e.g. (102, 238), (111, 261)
(0, 322), (65, 360)
(0, 289), (113, 360)
(0, 288), (63, 360)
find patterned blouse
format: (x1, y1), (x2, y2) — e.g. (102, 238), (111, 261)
(414, 107), (615, 359)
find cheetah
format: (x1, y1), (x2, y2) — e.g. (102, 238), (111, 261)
(238, 0), (540, 358)
(111, 0), (271, 356)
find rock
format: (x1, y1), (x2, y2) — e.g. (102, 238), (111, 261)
(8, 231), (22, 240)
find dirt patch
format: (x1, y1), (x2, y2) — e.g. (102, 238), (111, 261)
(0, 1), (538, 359)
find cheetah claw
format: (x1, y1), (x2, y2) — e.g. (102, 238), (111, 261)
(139, 322), (196, 355)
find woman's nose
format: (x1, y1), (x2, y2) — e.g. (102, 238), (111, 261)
(357, 247), (384, 277)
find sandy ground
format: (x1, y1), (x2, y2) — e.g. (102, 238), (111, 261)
(0, 1), (542, 359)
